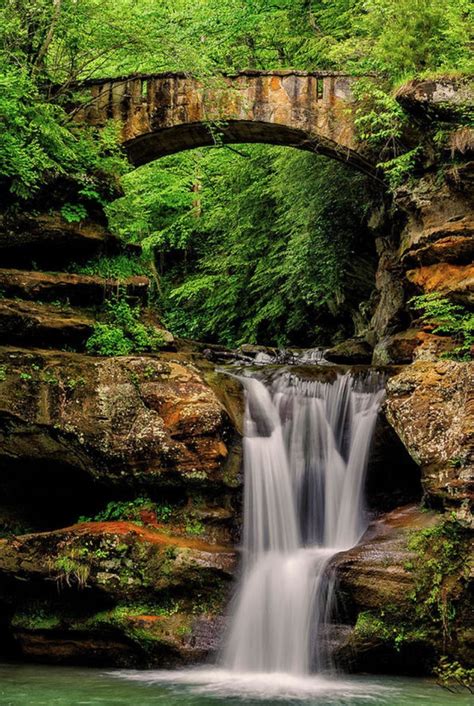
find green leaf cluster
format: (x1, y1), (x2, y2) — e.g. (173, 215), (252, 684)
(72, 254), (149, 280)
(86, 299), (165, 356)
(78, 497), (173, 525)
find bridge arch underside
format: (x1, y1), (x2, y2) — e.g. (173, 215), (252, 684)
(124, 120), (376, 177)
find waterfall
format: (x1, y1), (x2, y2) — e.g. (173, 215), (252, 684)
(222, 371), (385, 675)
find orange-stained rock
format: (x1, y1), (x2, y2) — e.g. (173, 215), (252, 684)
(372, 328), (455, 365)
(406, 262), (474, 305)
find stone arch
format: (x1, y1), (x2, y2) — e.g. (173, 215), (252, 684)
(77, 71), (378, 177)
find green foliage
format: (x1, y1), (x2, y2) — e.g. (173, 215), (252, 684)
(1, 0), (470, 201)
(0, 365), (7, 382)
(18, 371), (33, 381)
(85, 298), (165, 356)
(410, 293), (474, 360)
(353, 610), (427, 651)
(110, 146), (374, 347)
(184, 519), (205, 536)
(72, 254), (148, 280)
(0, 62), (126, 200)
(434, 657), (474, 694)
(406, 516), (471, 645)
(78, 497), (152, 524)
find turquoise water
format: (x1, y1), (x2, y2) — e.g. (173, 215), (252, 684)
(0, 664), (471, 705)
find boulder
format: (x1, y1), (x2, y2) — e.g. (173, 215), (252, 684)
(325, 338), (373, 364)
(330, 504), (473, 673)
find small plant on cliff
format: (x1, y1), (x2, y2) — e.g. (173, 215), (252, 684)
(410, 293), (474, 360)
(434, 657), (474, 694)
(86, 299), (165, 356)
(60, 203), (88, 224)
(53, 551), (90, 590)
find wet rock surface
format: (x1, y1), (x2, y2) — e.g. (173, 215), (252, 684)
(325, 338), (373, 364)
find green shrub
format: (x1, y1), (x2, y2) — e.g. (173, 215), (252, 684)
(410, 293), (474, 360)
(86, 299), (165, 356)
(53, 551), (90, 590)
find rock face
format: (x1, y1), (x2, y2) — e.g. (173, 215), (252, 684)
(0, 213), (111, 268)
(0, 299), (95, 348)
(406, 263), (474, 306)
(0, 208), (243, 668)
(385, 361), (474, 522)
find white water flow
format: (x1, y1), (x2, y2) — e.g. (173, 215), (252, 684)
(222, 371), (385, 675)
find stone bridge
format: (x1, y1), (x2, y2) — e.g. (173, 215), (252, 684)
(77, 71), (376, 176)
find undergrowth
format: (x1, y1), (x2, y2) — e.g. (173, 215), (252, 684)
(78, 498), (173, 525)
(86, 298), (165, 356)
(405, 515), (471, 647)
(71, 254), (149, 280)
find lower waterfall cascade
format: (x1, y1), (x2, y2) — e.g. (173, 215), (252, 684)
(221, 371), (386, 675)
